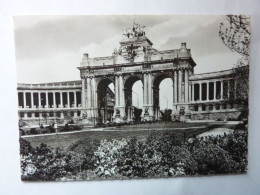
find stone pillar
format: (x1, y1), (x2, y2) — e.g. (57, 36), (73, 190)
(30, 92), (33, 108)
(87, 77), (92, 107)
(178, 69), (182, 103)
(114, 75), (119, 107)
(148, 73), (153, 116)
(148, 74), (151, 105)
(199, 83), (202, 101)
(53, 92), (56, 108)
(92, 77), (98, 109)
(46, 92), (49, 108)
(60, 92), (63, 108)
(207, 82), (209, 101)
(220, 80), (224, 100)
(189, 83), (192, 102)
(23, 92), (26, 108)
(184, 69), (189, 102)
(119, 74), (125, 107)
(38, 92), (41, 108)
(67, 92), (70, 108)
(74, 91), (77, 107)
(174, 71), (178, 103)
(213, 81), (216, 100)
(74, 111), (77, 118)
(192, 83), (195, 102)
(143, 73), (148, 106)
(81, 77), (86, 109)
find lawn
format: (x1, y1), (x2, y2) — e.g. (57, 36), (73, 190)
(22, 122), (212, 150)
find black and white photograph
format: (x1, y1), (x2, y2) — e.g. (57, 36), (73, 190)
(14, 15), (250, 182)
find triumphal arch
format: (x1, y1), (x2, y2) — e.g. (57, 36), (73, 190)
(79, 23), (196, 123)
(17, 22), (240, 126)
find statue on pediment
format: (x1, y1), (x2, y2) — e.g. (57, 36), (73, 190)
(122, 22), (146, 39)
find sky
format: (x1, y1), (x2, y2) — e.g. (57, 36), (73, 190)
(14, 15), (242, 109)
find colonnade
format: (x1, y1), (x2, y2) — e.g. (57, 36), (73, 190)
(18, 90), (81, 109)
(190, 79), (232, 102)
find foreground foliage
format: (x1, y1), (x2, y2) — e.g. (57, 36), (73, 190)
(20, 130), (248, 181)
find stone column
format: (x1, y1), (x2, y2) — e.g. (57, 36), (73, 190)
(87, 77), (92, 107)
(81, 77), (86, 109)
(199, 83), (202, 101)
(207, 82), (209, 101)
(220, 80), (224, 100)
(30, 92), (33, 108)
(23, 92), (26, 108)
(119, 74), (125, 107)
(174, 71), (178, 103)
(213, 81), (216, 100)
(143, 73), (148, 106)
(38, 92), (41, 108)
(114, 75), (119, 107)
(92, 78), (98, 108)
(53, 92), (56, 108)
(184, 69), (189, 102)
(46, 92), (49, 108)
(148, 73), (153, 105)
(192, 83), (195, 102)
(67, 92), (70, 108)
(74, 91), (77, 107)
(148, 73), (153, 116)
(178, 69), (182, 103)
(189, 83), (192, 102)
(60, 92), (63, 108)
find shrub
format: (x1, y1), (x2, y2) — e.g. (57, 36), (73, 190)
(94, 139), (127, 178)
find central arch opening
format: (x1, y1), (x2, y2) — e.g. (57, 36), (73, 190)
(124, 76), (143, 122)
(153, 74), (173, 121)
(97, 78), (115, 123)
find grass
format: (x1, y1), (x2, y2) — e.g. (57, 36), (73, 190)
(108, 121), (208, 131)
(22, 122), (211, 150)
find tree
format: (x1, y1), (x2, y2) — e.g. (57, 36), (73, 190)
(219, 15), (250, 57)
(219, 15), (250, 119)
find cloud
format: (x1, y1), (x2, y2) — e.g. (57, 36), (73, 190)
(14, 15), (171, 60)
(159, 16), (230, 56)
(14, 15), (242, 83)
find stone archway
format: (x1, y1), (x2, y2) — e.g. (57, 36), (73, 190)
(123, 74), (143, 121)
(152, 72), (174, 120)
(96, 77), (115, 123)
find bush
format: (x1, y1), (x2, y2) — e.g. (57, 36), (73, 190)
(19, 129), (248, 181)
(20, 139), (68, 181)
